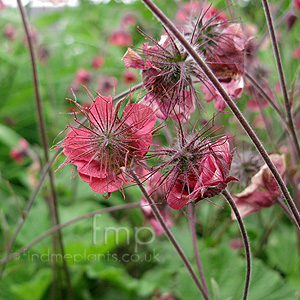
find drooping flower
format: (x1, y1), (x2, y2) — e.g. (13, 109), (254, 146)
(199, 23), (246, 111)
(109, 29), (132, 47)
(122, 32), (202, 122)
(75, 69), (92, 85)
(53, 90), (156, 194)
(140, 172), (173, 235)
(151, 123), (237, 209)
(232, 154), (286, 219)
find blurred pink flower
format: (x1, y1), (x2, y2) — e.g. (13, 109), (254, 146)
(140, 173), (173, 235)
(232, 154), (286, 219)
(75, 68), (92, 85)
(98, 75), (115, 95)
(53, 91), (156, 194)
(92, 56), (104, 69)
(123, 70), (138, 85)
(10, 138), (29, 164)
(295, 0), (300, 13)
(176, 2), (227, 24)
(109, 29), (132, 47)
(0, 0), (6, 11)
(230, 238), (244, 250)
(121, 14), (136, 28)
(293, 46), (300, 59)
(4, 24), (16, 40)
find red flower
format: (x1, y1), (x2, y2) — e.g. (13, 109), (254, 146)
(54, 91), (156, 194)
(152, 123), (237, 210)
(140, 173), (173, 235)
(232, 154), (286, 219)
(109, 29), (132, 47)
(0, 0), (6, 11)
(166, 137), (237, 209)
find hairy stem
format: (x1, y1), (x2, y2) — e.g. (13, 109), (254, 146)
(222, 189), (251, 300)
(0, 203), (140, 265)
(140, 0), (300, 231)
(261, 0), (300, 162)
(130, 171), (210, 300)
(188, 205), (210, 299)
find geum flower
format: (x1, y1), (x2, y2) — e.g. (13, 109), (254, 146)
(53, 90), (156, 195)
(180, 4), (245, 111)
(149, 123), (237, 209)
(140, 172), (173, 235)
(232, 154), (286, 219)
(122, 30), (204, 122)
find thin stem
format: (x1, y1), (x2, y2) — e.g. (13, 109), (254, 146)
(0, 203), (140, 265)
(140, 0), (300, 231)
(188, 205), (210, 299)
(114, 82), (143, 102)
(0, 154), (57, 280)
(130, 170), (210, 300)
(222, 189), (251, 300)
(17, 1), (73, 297)
(261, 0), (300, 162)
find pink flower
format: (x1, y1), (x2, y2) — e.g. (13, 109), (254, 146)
(91, 56), (104, 69)
(53, 91), (156, 194)
(201, 76), (244, 112)
(122, 33), (200, 122)
(176, 2), (227, 24)
(109, 29), (132, 47)
(140, 173), (173, 235)
(98, 75), (115, 95)
(0, 0), (6, 11)
(293, 46), (300, 59)
(121, 14), (136, 28)
(295, 0), (300, 13)
(10, 138), (29, 164)
(75, 69), (92, 85)
(166, 137), (237, 209)
(152, 123), (237, 210)
(123, 70), (138, 85)
(4, 24), (16, 40)
(232, 154), (286, 219)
